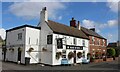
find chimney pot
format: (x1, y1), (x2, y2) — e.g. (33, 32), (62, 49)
(77, 21), (81, 30)
(72, 17), (74, 20)
(70, 17), (76, 28)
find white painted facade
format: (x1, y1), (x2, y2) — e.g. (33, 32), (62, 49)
(6, 7), (89, 65)
(6, 27), (40, 64)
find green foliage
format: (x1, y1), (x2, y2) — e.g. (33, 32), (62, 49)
(107, 48), (116, 57)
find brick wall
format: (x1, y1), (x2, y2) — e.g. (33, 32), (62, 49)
(89, 36), (107, 55)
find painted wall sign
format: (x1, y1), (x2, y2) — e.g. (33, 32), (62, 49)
(66, 45), (83, 50)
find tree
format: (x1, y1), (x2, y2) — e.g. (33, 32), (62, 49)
(107, 48), (116, 57)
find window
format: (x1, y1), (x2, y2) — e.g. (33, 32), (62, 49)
(103, 39), (105, 46)
(36, 39), (38, 45)
(62, 50), (66, 58)
(47, 35), (52, 44)
(57, 38), (63, 49)
(82, 40), (85, 46)
(92, 36), (95, 44)
(18, 33), (22, 40)
(28, 37), (30, 44)
(99, 40), (100, 45)
(73, 38), (76, 45)
(82, 51), (85, 58)
(97, 39), (100, 45)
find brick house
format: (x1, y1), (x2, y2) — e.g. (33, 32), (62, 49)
(68, 18), (107, 57)
(81, 27), (107, 56)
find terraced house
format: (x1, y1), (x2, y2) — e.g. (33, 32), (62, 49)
(5, 7), (106, 66)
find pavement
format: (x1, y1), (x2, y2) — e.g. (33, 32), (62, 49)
(1, 59), (119, 71)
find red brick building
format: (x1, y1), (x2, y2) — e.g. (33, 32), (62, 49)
(81, 27), (107, 56)
(69, 17), (107, 57)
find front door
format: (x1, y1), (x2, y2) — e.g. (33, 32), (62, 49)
(18, 48), (21, 62)
(74, 50), (76, 63)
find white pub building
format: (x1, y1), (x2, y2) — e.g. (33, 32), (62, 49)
(5, 7), (90, 66)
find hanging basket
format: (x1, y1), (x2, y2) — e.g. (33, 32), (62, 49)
(28, 48), (34, 52)
(77, 52), (82, 58)
(56, 52), (62, 60)
(42, 48), (47, 51)
(68, 51), (75, 60)
(9, 48), (14, 51)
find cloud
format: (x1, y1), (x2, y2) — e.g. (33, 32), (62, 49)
(107, 0), (119, 13)
(9, 2), (66, 20)
(58, 16), (62, 20)
(105, 32), (118, 43)
(0, 28), (6, 40)
(82, 19), (118, 33)
(82, 19), (101, 33)
(107, 19), (118, 27)
(82, 19), (95, 28)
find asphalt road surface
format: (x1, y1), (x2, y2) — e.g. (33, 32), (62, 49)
(1, 59), (120, 72)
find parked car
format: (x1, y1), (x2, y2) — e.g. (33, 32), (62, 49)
(82, 58), (90, 64)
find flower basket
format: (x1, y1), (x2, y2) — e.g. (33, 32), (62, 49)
(28, 48), (34, 52)
(68, 51), (75, 60)
(77, 52), (82, 58)
(9, 48), (14, 51)
(56, 52), (62, 60)
(42, 48), (47, 51)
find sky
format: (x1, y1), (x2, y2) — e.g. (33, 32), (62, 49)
(0, 1), (119, 43)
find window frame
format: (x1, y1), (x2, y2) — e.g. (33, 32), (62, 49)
(18, 33), (22, 40)
(47, 35), (53, 44)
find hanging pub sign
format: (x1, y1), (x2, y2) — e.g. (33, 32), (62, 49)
(66, 45), (83, 50)
(57, 38), (63, 49)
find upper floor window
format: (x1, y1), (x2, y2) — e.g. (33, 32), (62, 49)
(47, 35), (52, 44)
(28, 37), (30, 44)
(18, 33), (22, 40)
(73, 38), (76, 45)
(36, 38), (38, 45)
(82, 40), (85, 46)
(103, 39), (105, 46)
(57, 38), (63, 49)
(92, 36), (95, 44)
(97, 39), (100, 45)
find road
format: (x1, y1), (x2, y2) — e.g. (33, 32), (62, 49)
(1, 59), (120, 72)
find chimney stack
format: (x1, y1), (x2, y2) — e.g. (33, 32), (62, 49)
(40, 7), (48, 23)
(77, 21), (81, 30)
(70, 17), (77, 28)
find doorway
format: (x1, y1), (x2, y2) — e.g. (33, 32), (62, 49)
(73, 50), (76, 63)
(18, 48), (21, 62)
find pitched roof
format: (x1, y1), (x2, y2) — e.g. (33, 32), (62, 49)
(46, 20), (89, 39)
(81, 27), (106, 39)
(6, 25), (41, 32)
(107, 42), (117, 47)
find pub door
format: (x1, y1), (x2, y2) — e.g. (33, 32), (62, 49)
(74, 50), (76, 63)
(18, 48), (21, 63)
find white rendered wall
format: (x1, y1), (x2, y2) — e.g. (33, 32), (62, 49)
(6, 28), (26, 63)
(52, 33), (89, 65)
(25, 27), (40, 64)
(39, 20), (53, 65)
